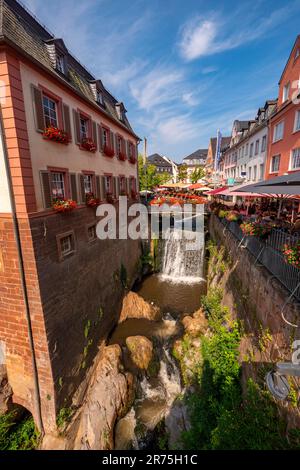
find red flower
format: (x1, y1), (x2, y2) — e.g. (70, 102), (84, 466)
(81, 138), (97, 152)
(43, 126), (69, 144)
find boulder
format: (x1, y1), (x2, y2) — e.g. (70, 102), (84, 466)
(126, 336), (153, 370)
(119, 292), (160, 323)
(69, 345), (135, 450)
(181, 308), (208, 337)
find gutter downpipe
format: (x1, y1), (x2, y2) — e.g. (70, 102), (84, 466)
(0, 106), (44, 435)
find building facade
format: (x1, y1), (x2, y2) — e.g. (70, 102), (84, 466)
(0, 0), (140, 432)
(206, 136), (231, 184)
(182, 148), (207, 183)
(266, 36), (300, 179)
(223, 102), (277, 184)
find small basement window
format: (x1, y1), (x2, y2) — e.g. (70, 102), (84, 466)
(87, 224), (97, 242)
(57, 231), (75, 261)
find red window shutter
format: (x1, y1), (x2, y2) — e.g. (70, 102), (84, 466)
(69, 173), (78, 201)
(110, 131), (115, 156)
(63, 104), (72, 141)
(98, 124), (104, 151)
(31, 85), (45, 132)
(73, 109), (81, 144)
(92, 121), (98, 149)
(95, 175), (101, 199)
(101, 175), (106, 199)
(40, 170), (52, 208)
(79, 174), (85, 202)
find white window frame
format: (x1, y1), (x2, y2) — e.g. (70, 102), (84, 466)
(270, 154), (280, 173)
(273, 121), (284, 143)
(290, 148), (300, 170)
(51, 172), (65, 198)
(83, 174), (93, 194)
(282, 82), (290, 103)
(294, 110), (300, 132)
(56, 55), (65, 74)
(43, 95), (58, 128)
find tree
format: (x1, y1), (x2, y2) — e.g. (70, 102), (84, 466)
(190, 167), (206, 184)
(138, 155), (171, 191)
(178, 164), (188, 182)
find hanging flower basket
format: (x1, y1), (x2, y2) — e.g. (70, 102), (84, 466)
(103, 145), (114, 157)
(81, 138), (97, 152)
(43, 126), (69, 144)
(283, 242), (300, 268)
(52, 198), (77, 213)
(86, 192), (100, 208)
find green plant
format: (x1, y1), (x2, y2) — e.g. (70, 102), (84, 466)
(0, 411), (38, 450)
(56, 407), (72, 429)
(84, 319), (91, 339)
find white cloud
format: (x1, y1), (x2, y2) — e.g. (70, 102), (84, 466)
(179, 3), (299, 61)
(202, 66), (218, 74)
(130, 67), (184, 111)
(157, 114), (200, 144)
(182, 92), (199, 106)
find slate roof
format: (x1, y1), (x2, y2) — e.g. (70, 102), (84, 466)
(0, 0), (138, 138)
(148, 153), (173, 167)
(183, 149), (208, 161)
(210, 136), (231, 157)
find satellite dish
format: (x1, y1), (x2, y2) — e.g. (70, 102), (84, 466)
(266, 371), (290, 400)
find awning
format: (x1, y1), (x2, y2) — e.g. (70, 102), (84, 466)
(207, 186), (229, 195)
(188, 183), (210, 191)
(238, 172), (300, 196)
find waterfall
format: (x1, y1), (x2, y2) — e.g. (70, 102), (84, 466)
(160, 228), (204, 283)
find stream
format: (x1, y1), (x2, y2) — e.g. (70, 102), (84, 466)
(109, 227), (206, 450)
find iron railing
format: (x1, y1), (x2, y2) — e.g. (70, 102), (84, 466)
(217, 217), (300, 301)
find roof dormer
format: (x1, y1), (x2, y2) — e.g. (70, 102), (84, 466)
(89, 80), (105, 107)
(45, 38), (69, 77)
(115, 102), (127, 122)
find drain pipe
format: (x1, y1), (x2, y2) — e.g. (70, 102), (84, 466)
(0, 107), (44, 435)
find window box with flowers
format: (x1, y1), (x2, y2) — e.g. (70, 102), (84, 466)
(119, 150), (127, 161)
(240, 221), (273, 240)
(103, 145), (115, 157)
(43, 126), (69, 144)
(52, 198), (77, 213)
(81, 138), (97, 152)
(283, 242), (300, 269)
(86, 192), (101, 208)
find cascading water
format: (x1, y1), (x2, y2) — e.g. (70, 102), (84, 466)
(161, 228), (204, 283)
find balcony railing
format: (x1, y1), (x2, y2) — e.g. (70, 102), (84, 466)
(217, 217), (300, 301)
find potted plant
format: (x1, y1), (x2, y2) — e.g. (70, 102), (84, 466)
(81, 138), (97, 152)
(52, 198), (77, 213)
(86, 192), (100, 208)
(43, 126), (69, 144)
(283, 242), (300, 268)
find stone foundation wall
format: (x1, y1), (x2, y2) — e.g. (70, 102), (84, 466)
(209, 214), (300, 428)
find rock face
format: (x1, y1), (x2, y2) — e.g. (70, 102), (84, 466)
(0, 365), (13, 414)
(126, 336), (153, 370)
(181, 308), (208, 337)
(119, 292), (161, 323)
(69, 345), (135, 450)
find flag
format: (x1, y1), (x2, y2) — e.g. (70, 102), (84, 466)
(214, 129), (222, 171)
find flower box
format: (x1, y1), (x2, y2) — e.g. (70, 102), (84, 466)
(240, 221), (272, 239)
(43, 126), (69, 144)
(283, 242), (300, 269)
(118, 151), (127, 161)
(86, 192), (100, 208)
(104, 145), (114, 157)
(129, 156), (136, 164)
(81, 138), (97, 152)
(52, 198), (77, 213)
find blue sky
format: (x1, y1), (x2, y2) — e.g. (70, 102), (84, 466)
(23, 0), (300, 162)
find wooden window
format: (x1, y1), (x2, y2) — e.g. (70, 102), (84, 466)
(119, 176), (126, 194)
(261, 135), (267, 152)
(43, 95), (58, 127)
(282, 82), (290, 103)
(56, 55), (65, 74)
(104, 175), (112, 195)
(294, 110), (300, 132)
(96, 90), (104, 106)
(56, 231), (76, 261)
(83, 174), (93, 194)
(69, 173), (78, 201)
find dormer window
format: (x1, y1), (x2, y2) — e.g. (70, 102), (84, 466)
(115, 102), (126, 121)
(56, 54), (65, 74)
(96, 90), (104, 106)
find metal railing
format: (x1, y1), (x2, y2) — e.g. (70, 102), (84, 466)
(217, 217), (300, 301)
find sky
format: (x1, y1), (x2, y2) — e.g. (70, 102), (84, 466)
(23, 0), (300, 162)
